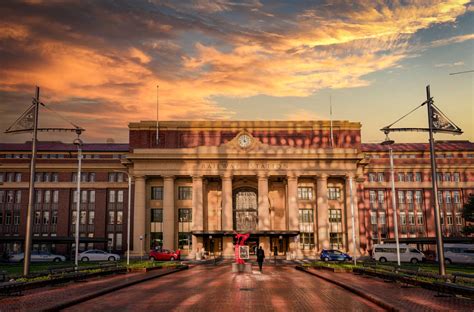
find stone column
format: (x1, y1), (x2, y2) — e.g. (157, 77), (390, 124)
(132, 175), (146, 256)
(258, 174), (270, 231)
(221, 174), (234, 257)
(317, 174), (329, 251)
(163, 176), (175, 250)
(287, 175), (298, 231)
(346, 174), (360, 255)
(192, 175), (204, 255)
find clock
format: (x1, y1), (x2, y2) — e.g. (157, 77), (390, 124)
(238, 134), (252, 148)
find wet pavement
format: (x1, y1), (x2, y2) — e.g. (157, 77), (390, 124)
(64, 265), (382, 312)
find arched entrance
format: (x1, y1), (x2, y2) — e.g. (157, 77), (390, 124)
(233, 187), (258, 232)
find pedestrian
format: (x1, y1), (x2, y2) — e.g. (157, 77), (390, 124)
(257, 246), (265, 272)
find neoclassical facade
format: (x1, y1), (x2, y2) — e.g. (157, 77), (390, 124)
(126, 121), (367, 258)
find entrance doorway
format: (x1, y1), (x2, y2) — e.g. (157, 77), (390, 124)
(270, 237), (288, 256)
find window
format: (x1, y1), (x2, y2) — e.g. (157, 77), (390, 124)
(368, 173), (376, 182)
(178, 208), (192, 222)
(34, 211), (41, 224)
(0, 190), (4, 203)
(329, 209), (341, 223)
(379, 212), (386, 225)
(369, 191), (376, 205)
(109, 190), (115, 203)
(35, 173), (43, 182)
(89, 172), (96, 182)
(5, 211), (11, 225)
(117, 190), (124, 203)
(52, 190), (59, 204)
(447, 213), (453, 225)
(52, 211), (58, 225)
(108, 233), (114, 250)
(81, 190), (87, 203)
(300, 232), (314, 250)
(35, 190), (42, 203)
(444, 173), (451, 182)
(88, 211), (95, 225)
(43, 211), (50, 225)
(377, 172), (384, 182)
(0, 173), (3, 183)
(400, 212), (406, 225)
(437, 173), (442, 182)
(80, 211), (87, 224)
(117, 173), (124, 182)
(151, 209), (163, 222)
(398, 173), (404, 182)
(417, 212), (423, 225)
(298, 187), (313, 200)
(89, 190), (95, 203)
(453, 191), (460, 204)
(44, 173), (51, 182)
(398, 191), (404, 204)
(415, 172), (422, 182)
(178, 233), (192, 250)
(52, 173), (59, 182)
(15, 191), (21, 203)
(406, 191), (413, 205)
(437, 191), (443, 204)
(116, 233), (122, 249)
(7, 172), (14, 182)
(415, 191), (422, 204)
(151, 187), (163, 200)
(44, 190), (51, 204)
(108, 173), (116, 182)
(13, 213), (20, 225)
(408, 212), (415, 225)
(453, 172), (460, 182)
(370, 211), (377, 225)
(15, 173), (21, 182)
(72, 211), (77, 225)
(178, 186), (192, 200)
(329, 232), (343, 249)
(445, 192), (451, 204)
(455, 213), (462, 225)
(377, 191), (384, 204)
(406, 173), (413, 182)
(108, 211), (115, 225)
(328, 187), (340, 200)
(299, 209), (314, 223)
(7, 191), (14, 203)
(81, 172), (88, 182)
(116, 211), (123, 225)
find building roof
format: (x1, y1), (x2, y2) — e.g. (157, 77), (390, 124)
(361, 141), (474, 152)
(0, 141), (129, 152)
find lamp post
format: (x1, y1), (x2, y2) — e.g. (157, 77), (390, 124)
(73, 132), (83, 269)
(382, 134), (401, 266)
(114, 170), (132, 266)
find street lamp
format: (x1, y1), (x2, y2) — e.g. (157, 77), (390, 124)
(114, 170), (132, 266)
(382, 132), (401, 266)
(73, 131), (83, 269)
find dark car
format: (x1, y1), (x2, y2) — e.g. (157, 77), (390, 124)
(149, 248), (181, 261)
(320, 249), (352, 262)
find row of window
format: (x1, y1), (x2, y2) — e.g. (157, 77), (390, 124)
(35, 172), (59, 182)
(0, 211), (20, 225)
(0, 172), (22, 183)
(150, 208), (192, 223)
(1, 153), (125, 159)
(0, 190), (22, 204)
(35, 190), (59, 204)
(34, 211), (58, 225)
(368, 171), (462, 183)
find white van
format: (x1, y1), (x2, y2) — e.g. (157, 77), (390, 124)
(442, 244), (474, 264)
(373, 244), (425, 264)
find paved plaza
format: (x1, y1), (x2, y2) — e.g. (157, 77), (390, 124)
(1, 263), (473, 311)
(64, 265), (382, 312)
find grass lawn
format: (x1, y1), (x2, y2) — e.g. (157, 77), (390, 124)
(0, 259), (182, 277)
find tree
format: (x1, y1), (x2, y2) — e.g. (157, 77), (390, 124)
(461, 194), (474, 235)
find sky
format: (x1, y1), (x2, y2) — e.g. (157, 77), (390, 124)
(0, 0), (472, 144)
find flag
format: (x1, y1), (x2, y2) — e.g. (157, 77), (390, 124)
(5, 103), (36, 133)
(431, 105), (462, 134)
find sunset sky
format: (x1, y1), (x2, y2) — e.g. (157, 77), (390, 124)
(0, 0), (472, 144)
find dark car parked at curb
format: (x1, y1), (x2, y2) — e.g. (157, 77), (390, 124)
(320, 249), (352, 262)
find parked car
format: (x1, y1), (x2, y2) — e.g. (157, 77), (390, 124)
(373, 244), (425, 264)
(320, 249), (352, 262)
(9, 251), (66, 263)
(149, 248), (180, 261)
(78, 250), (120, 262)
(440, 244), (474, 264)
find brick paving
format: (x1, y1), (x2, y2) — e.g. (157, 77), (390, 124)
(64, 265), (382, 312)
(0, 270), (166, 312)
(311, 269), (473, 312)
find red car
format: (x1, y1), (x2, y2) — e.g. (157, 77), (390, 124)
(149, 248), (181, 261)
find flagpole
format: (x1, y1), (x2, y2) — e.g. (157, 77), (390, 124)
(156, 85), (159, 146)
(330, 95), (334, 148)
(23, 86), (40, 276)
(426, 85), (446, 275)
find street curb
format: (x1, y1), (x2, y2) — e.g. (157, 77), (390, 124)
(295, 266), (399, 312)
(42, 265), (189, 312)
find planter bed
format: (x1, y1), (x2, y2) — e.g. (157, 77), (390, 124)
(313, 265), (353, 273)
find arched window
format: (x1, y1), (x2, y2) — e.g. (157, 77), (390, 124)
(233, 188), (258, 231)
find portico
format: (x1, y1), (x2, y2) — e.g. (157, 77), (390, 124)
(126, 121), (365, 259)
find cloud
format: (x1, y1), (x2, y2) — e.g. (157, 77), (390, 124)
(434, 61), (465, 67)
(0, 0), (471, 142)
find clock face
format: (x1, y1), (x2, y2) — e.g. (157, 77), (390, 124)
(238, 134), (251, 147)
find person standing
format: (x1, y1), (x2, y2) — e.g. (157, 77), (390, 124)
(257, 246), (265, 272)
